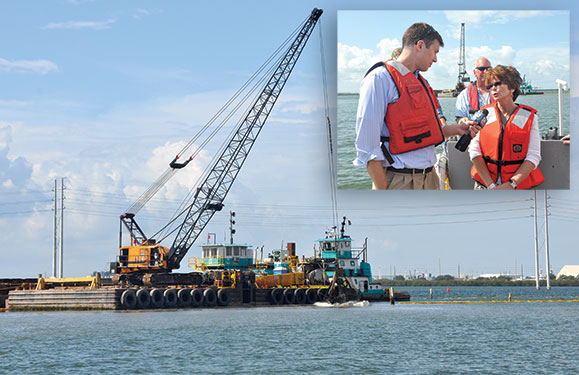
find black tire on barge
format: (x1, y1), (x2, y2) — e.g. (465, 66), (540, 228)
(177, 289), (192, 307)
(203, 288), (217, 307)
(163, 289), (178, 308)
(149, 288), (164, 308)
(283, 288), (295, 304)
(305, 288), (317, 304)
(294, 288), (306, 304)
(269, 289), (283, 305)
(136, 289), (151, 308)
(216, 289), (231, 307)
(121, 289), (137, 309)
(190, 289), (203, 307)
(317, 288), (328, 301)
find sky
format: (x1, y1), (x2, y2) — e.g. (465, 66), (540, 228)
(338, 10), (570, 93)
(0, 0), (578, 280)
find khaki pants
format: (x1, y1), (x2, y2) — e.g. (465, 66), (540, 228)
(381, 168), (440, 190)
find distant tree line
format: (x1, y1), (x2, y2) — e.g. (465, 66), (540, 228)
(379, 274), (579, 287)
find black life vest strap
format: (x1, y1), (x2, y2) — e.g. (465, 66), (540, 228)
(483, 156), (525, 166)
(404, 131), (432, 145)
(364, 61), (387, 78)
(380, 136), (395, 164)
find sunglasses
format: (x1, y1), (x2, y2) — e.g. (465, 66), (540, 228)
(417, 25), (436, 44)
(475, 66), (491, 71)
(486, 81), (503, 90)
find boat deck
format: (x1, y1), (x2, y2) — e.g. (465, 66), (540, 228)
(446, 139), (569, 189)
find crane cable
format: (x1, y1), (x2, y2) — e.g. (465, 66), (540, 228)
(126, 17), (309, 216)
(145, 15), (315, 243)
(152, 32), (302, 243)
(318, 19), (339, 230)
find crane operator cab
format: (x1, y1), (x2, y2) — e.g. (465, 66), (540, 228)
(114, 240), (170, 274)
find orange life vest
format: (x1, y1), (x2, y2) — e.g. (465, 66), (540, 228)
(382, 60), (444, 154)
(467, 82), (495, 111)
(471, 103), (544, 189)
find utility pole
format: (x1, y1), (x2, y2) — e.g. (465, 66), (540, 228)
(544, 190), (551, 290)
(533, 190), (540, 290)
(59, 178), (65, 278)
(52, 179), (58, 278)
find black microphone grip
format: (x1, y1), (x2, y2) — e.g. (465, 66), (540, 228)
(455, 109), (488, 152)
(455, 132), (472, 152)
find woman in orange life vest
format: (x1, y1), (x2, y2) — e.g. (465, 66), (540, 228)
(468, 65), (544, 190)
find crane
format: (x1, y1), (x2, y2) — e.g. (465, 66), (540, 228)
(455, 22), (470, 94)
(111, 8), (324, 286)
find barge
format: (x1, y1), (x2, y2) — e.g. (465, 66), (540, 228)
(4, 219), (409, 311)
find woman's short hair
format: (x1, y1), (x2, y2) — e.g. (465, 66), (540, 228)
(485, 65), (523, 101)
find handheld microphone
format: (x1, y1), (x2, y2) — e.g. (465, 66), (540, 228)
(455, 109), (489, 152)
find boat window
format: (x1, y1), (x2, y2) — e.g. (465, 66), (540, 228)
(340, 260), (345, 267)
(350, 261), (356, 267)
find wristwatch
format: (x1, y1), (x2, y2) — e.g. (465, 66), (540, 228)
(508, 179), (518, 189)
(487, 183), (497, 190)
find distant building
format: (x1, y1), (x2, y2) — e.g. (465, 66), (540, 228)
(556, 265), (579, 279)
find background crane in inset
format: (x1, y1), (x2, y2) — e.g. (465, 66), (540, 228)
(454, 22), (470, 95)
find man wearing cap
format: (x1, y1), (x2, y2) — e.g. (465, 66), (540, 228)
(353, 22), (479, 190)
(455, 57), (494, 124)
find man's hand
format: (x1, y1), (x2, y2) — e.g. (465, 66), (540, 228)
(457, 119), (481, 138)
(367, 160), (388, 190)
(443, 121), (481, 139)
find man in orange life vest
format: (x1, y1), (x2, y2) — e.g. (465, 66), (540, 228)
(455, 57), (495, 124)
(353, 23), (480, 190)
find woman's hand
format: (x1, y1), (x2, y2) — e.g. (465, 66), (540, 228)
(494, 182), (514, 190)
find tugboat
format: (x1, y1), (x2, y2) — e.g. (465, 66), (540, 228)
(520, 75), (544, 95)
(192, 216), (410, 303)
(309, 218), (409, 302)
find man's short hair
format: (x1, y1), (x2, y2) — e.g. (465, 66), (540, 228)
(402, 23), (444, 48)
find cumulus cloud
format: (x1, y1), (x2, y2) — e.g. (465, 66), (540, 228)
(338, 39), (401, 93)
(444, 10), (563, 27)
(0, 125), (33, 191)
(123, 140), (211, 210)
(0, 57), (58, 75)
(43, 19), (115, 30)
